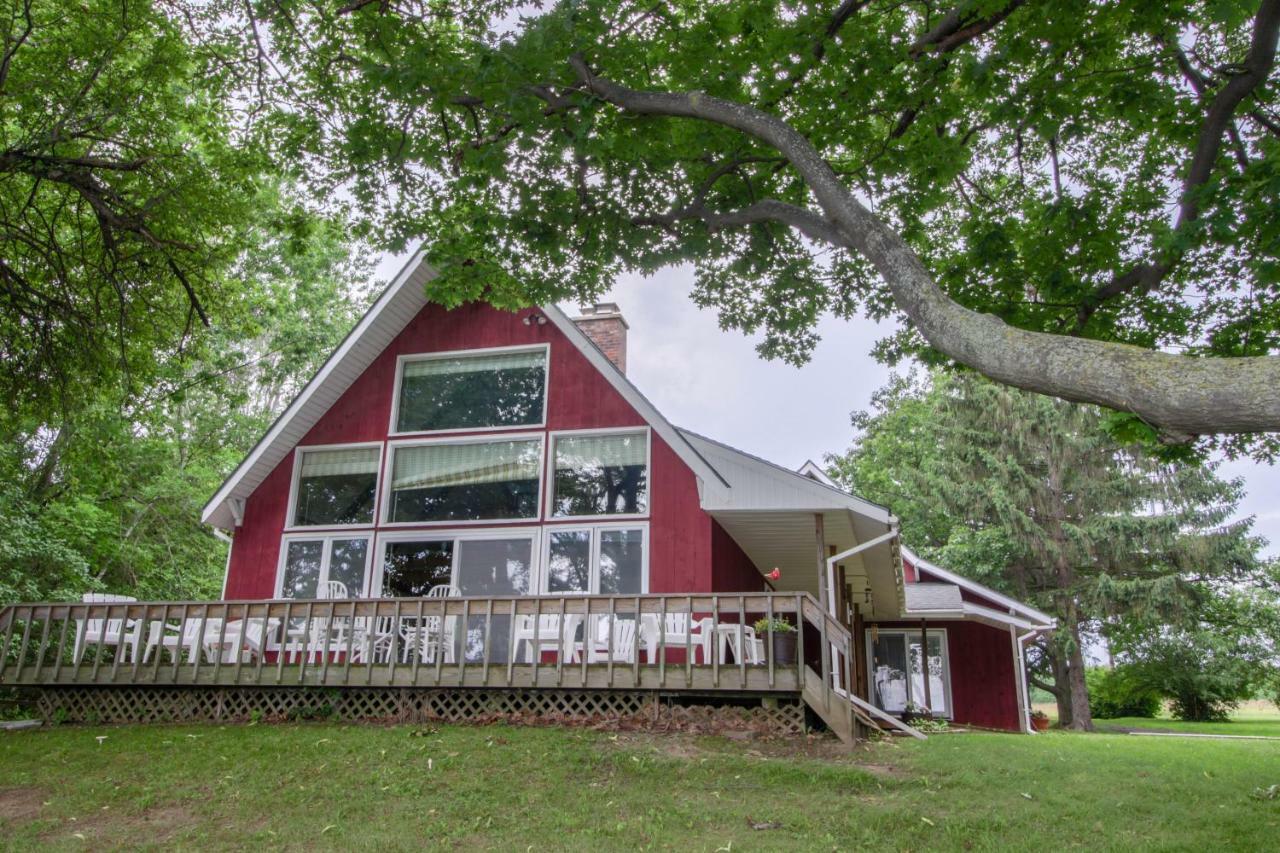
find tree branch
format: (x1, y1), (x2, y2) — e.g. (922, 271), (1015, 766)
(908, 0), (1027, 58)
(571, 54), (1280, 438)
(1078, 0), (1280, 326)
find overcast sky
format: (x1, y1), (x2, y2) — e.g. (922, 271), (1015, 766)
(375, 253), (1278, 558)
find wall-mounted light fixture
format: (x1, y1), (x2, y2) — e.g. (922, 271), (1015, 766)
(522, 312), (548, 326)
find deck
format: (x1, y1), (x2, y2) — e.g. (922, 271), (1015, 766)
(0, 592), (877, 740)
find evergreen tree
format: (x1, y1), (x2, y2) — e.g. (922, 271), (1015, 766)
(828, 370), (1265, 729)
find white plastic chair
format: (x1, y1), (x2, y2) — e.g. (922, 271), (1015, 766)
(308, 580), (351, 661)
(426, 584), (459, 598)
(320, 580), (349, 599)
(73, 594), (143, 664)
(399, 616), (456, 664)
(585, 615), (637, 664)
(516, 614), (584, 663)
(639, 614), (712, 664)
(144, 615), (232, 663)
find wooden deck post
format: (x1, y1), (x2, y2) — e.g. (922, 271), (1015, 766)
(815, 514), (828, 612)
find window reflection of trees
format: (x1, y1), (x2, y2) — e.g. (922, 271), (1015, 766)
(295, 473), (377, 525)
(553, 463), (647, 516)
(398, 366), (544, 432)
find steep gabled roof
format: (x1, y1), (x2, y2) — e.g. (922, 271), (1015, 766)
(202, 253), (725, 529)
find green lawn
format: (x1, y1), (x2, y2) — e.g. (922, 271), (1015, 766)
(1036, 699), (1280, 737)
(2, 723), (1278, 850)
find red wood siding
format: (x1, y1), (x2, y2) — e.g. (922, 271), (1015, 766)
(872, 619), (1021, 731)
(710, 520), (764, 592)
(224, 302), (711, 598)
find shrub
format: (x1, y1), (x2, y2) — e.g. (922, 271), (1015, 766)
(1086, 667), (1161, 719)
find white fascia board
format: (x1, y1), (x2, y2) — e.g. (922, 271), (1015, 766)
(540, 304), (729, 490)
(201, 249), (431, 528)
(902, 545), (1056, 627)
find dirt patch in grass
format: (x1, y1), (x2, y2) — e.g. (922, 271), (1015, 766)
(0, 787), (47, 822)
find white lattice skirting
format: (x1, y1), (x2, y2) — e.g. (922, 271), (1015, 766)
(33, 686), (805, 735)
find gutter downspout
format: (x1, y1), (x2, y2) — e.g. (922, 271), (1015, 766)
(1015, 626), (1054, 734)
(824, 527), (899, 618)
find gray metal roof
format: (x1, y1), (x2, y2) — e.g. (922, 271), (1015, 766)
(904, 583), (965, 614)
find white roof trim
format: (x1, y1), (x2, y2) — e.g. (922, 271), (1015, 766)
(201, 250), (432, 528)
(902, 545), (1056, 626)
(540, 306), (728, 489)
(798, 460), (837, 487)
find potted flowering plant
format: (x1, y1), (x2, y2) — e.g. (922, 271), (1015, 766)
(752, 616), (797, 665)
(901, 700), (934, 725)
(1030, 710), (1051, 731)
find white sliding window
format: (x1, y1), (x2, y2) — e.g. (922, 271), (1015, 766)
(542, 525), (647, 594)
(550, 430), (648, 518)
(867, 630), (951, 717)
(278, 535), (371, 599)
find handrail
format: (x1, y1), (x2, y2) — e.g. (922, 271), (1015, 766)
(0, 592), (819, 692)
(0, 590), (889, 742)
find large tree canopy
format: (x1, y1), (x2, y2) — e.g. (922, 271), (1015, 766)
(163, 0), (1280, 447)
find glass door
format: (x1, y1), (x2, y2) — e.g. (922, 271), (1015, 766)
(455, 537), (533, 662)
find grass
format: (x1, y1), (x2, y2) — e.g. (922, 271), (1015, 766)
(1035, 699), (1280, 738)
(2, 722), (1279, 850)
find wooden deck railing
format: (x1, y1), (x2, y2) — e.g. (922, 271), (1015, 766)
(0, 593), (851, 696)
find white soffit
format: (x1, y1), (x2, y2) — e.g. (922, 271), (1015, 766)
(201, 251), (434, 529)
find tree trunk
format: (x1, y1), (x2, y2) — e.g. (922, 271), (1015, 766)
(1050, 652), (1073, 728)
(1063, 621), (1095, 731)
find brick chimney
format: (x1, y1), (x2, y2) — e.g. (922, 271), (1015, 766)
(573, 302), (628, 374)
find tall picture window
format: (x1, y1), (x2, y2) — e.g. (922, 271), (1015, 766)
(386, 438), (542, 523)
(291, 446), (380, 527)
(394, 347), (547, 434)
(551, 431), (648, 518)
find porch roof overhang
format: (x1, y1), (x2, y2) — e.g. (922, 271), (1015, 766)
(678, 430), (904, 617)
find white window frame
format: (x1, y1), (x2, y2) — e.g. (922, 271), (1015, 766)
(545, 427), (652, 522)
(379, 432), (546, 528)
(371, 527), (541, 597)
(284, 441), (384, 532)
(864, 627), (954, 719)
(538, 522), (650, 595)
(387, 343), (551, 438)
(275, 531), (375, 598)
